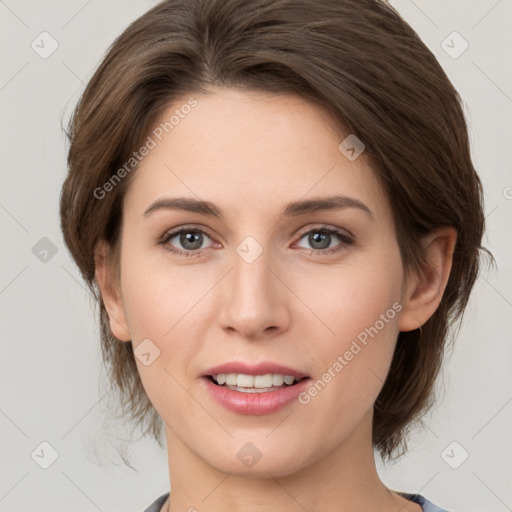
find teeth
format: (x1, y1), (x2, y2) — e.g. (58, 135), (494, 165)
(212, 373), (299, 388)
(254, 374), (273, 388)
(225, 374), (237, 386)
(237, 374), (255, 388)
(272, 374), (284, 386)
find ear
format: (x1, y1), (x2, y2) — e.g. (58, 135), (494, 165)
(398, 227), (457, 332)
(94, 240), (131, 342)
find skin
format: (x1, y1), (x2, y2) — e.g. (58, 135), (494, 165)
(95, 87), (456, 512)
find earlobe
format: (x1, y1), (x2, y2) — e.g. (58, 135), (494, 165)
(94, 240), (131, 342)
(398, 227), (457, 332)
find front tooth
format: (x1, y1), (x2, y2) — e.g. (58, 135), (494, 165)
(216, 374), (226, 385)
(272, 374), (284, 386)
(225, 373), (238, 385)
(237, 374), (254, 387)
(283, 375), (295, 385)
(254, 374), (274, 388)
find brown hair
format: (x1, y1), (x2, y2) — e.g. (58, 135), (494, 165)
(60, 0), (488, 460)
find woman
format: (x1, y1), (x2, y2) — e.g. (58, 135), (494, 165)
(59, 0), (487, 510)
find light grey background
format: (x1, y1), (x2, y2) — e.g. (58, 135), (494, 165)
(1, 1), (511, 511)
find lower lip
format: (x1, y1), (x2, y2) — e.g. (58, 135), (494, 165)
(202, 377), (312, 415)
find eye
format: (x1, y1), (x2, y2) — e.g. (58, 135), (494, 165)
(159, 226), (215, 257)
(295, 225), (354, 255)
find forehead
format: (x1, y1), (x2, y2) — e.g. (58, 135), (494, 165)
(124, 88), (390, 223)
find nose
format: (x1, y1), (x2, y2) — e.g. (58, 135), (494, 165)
(217, 241), (291, 340)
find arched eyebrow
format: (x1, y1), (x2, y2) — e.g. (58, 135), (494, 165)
(143, 195), (374, 221)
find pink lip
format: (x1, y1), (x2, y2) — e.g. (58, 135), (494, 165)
(201, 361), (309, 380)
(201, 376), (312, 415)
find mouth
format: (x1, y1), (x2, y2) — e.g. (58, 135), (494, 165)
(205, 373), (309, 393)
(201, 364), (313, 415)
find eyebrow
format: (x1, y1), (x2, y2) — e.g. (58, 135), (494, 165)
(143, 195), (373, 220)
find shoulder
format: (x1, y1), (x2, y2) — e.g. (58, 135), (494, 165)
(399, 492), (450, 512)
(141, 491), (449, 512)
(142, 492), (170, 512)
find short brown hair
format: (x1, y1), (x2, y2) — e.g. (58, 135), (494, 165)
(60, 0), (488, 460)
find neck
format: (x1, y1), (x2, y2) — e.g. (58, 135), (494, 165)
(162, 410), (421, 512)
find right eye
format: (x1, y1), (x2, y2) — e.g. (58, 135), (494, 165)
(159, 226), (217, 257)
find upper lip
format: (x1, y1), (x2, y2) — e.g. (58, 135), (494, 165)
(201, 361), (309, 380)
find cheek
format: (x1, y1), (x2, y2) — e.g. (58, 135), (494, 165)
(118, 260), (206, 421)
(117, 242), (209, 391)
(119, 237), (207, 339)
(295, 248), (404, 406)
(334, 274), (401, 347)
(302, 246), (403, 345)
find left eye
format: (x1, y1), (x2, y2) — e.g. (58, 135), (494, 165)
(295, 227), (353, 253)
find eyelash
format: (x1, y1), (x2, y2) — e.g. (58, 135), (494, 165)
(158, 224), (354, 258)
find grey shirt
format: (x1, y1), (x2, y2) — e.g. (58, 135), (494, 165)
(142, 491), (450, 511)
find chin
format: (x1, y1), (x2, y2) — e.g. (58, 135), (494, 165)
(199, 436), (315, 478)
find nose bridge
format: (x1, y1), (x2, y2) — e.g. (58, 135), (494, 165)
(231, 235), (275, 312)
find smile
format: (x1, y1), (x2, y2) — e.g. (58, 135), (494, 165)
(203, 374), (312, 415)
(210, 372), (303, 392)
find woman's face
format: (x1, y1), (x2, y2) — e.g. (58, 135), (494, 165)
(107, 87), (410, 476)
